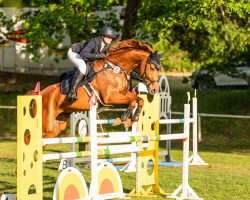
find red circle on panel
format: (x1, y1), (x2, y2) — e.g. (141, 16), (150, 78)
(64, 185), (80, 200)
(99, 179), (114, 194)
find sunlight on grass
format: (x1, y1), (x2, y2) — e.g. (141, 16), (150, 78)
(0, 141), (249, 200)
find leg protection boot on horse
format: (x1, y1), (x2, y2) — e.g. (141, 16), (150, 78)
(67, 69), (84, 101)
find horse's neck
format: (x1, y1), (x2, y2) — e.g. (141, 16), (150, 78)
(107, 50), (147, 73)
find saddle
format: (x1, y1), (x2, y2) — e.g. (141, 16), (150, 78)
(60, 62), (96, 95)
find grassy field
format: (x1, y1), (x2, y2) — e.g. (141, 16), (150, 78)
(0, 77), (249, 199)
(0, 140), (249, 200)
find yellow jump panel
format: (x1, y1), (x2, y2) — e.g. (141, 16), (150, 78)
(17, 95), (43, 200)
(130, 93), (167, 197)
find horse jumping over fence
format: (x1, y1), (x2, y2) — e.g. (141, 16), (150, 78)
(32, 39), (165, 140)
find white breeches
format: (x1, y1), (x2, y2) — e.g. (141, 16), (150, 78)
(67, 48), (87, 74)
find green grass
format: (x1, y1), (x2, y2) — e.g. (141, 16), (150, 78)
(0, 92), (18, 136)
(166, 77), (250, 151)
(0, 139), (249, 200)
(0, 77), (250, 199)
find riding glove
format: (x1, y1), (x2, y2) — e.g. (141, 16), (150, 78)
(96, 53), (106, 59)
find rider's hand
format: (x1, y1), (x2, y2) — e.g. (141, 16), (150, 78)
(96, 53), (105, 59)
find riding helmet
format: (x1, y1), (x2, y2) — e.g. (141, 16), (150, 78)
(100, 26), (117, 38)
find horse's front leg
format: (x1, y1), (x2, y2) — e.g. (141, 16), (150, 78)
(114, 100), (138, 128)
(121, 96), (144, 128)
(102, 91), (138, 127)
(131, 96), (144, 122)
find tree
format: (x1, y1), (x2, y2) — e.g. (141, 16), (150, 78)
(1, 0), (249, 74)
(136, 0), (250, 71)
(121, 0), (141, 39)
(0, 0), (121, 61)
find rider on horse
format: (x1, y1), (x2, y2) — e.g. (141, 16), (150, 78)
(67, 26), (118, 101)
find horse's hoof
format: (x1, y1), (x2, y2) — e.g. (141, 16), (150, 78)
(132, 116), (139, 122)
(112, 118), (122, 126)
(124, 119), (132, 128)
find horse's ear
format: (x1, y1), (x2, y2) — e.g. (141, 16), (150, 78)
(159, 51), (167, 58)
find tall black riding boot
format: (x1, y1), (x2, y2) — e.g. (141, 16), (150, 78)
(67, 69), (84, 101)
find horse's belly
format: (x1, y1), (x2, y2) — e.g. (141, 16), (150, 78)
(61, 87), (91, 112)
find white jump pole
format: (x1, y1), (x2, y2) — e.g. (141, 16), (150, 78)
(42, 133), (188, 162)
(43, 146), (140, 162)
(89, 104), (99, 199)
(94, 109), (138, 172)
(97, 133), (187, 144)
(63, 109), (138, 172)
(88, 103), (127, 199)
(159, 118), (184, 124)
(118, 120), (138, 172)
(58, 112), (89, 170)
(43, 137), (90, 145)
(167, 102), (203, 200)
(189, 91), (208, 165)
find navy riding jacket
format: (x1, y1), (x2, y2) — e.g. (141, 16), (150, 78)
(72, 37), (110, 62)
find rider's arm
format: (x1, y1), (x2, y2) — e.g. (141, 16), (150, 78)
(79, 38), (104, 60)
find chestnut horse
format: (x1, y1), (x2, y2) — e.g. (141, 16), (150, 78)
(39, 39), (164, 139)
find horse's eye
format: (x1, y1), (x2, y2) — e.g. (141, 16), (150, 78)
(150, 66), (155, 71)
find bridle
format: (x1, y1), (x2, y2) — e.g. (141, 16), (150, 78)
(141, 63), (159, 86)
(141, 53), (161, 86)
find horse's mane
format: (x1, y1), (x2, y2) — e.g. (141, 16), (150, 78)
(108, 39), (153, 54)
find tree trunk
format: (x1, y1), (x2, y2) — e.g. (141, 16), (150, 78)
(122, 0), (141, 40)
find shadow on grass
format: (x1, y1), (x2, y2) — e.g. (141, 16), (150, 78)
(0, 137), (16, 142)
(43, 175), (57, 183)
(43, 149), (68, 153)
(0, 157), (16, 163)
(0, 180), (16, 193)
(122, 187), (132, 194)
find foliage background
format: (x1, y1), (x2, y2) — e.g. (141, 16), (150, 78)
(0, 0), (249, 72)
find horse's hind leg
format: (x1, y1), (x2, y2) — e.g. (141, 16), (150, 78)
(42, 111), (69, 139)
(55, 112), (70, 134)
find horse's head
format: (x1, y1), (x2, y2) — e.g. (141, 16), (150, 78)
(140, 51), (165, 94)
(106, 40), (166, 94)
